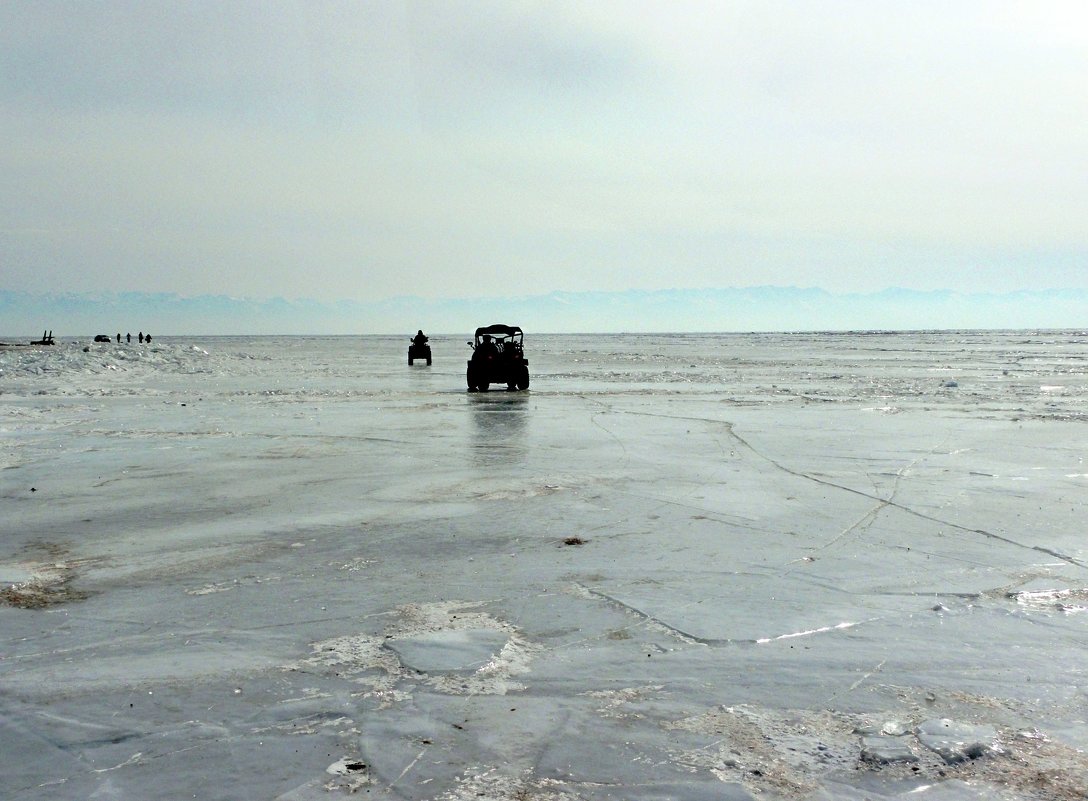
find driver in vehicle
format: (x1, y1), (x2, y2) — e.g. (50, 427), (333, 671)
(412, 330), (428, 346)
(476, 334), (499, 359)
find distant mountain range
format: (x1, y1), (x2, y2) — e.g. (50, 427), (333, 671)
(1, 287), (1084, 336)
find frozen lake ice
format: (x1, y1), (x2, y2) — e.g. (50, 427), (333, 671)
(2, 331), (1087, 800)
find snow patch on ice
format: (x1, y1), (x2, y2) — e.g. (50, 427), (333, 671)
(185, 574), (281, 595)
(667, 702), (1088, 800)
(580, 684), (665, 718)
(336, 557), (374, 572)
(0, 557), (93, 608)
(440, 767), (579, 801)
(667, 705), (852, 796)
(1008, 587), (1088, 614)
(254, 713), (357, 737)
(324, 756), (372, 792)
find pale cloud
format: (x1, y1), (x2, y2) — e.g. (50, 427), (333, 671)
(2, 1), (1086, 305)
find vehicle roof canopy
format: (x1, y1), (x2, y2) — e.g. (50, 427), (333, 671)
(475, 324), (522, 338)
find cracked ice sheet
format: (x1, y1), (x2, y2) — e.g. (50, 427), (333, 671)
(3, 333), (1088, 801)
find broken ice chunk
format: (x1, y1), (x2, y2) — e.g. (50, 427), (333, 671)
(916, 719), (998, 763)
(860, 735), (918, 764)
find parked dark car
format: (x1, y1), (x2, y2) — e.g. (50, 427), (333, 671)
(467, 324), (529, 391)
(93, 334), (111, 343)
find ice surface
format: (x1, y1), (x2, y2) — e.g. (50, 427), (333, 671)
(2, 331), (1088, 800)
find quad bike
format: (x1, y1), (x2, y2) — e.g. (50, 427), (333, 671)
(408, 341), (431, 365)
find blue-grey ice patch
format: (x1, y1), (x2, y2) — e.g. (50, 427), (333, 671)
(384, 629), (512, 674)
(442, 767), (756, 801)
(916, 719), (999, 763)
(1, 645), (279, 698)
(348, 691), (758, 801)
(588, 579), (874, 644)
(0, 709), (144, 792)
(0, 561), (36, 586)
(291, 601), (540, 700)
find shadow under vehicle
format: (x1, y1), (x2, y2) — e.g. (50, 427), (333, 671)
(467, 324), (529, 392)
(408, 341), (431, 365)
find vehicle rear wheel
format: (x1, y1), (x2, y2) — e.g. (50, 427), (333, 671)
(516, 368), (530, 390)
(408, 356), (414, 365)
(426, 355), (431, 365)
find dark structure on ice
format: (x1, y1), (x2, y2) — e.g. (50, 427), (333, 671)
(408, 330), (431, 365)
(467, 324), (529, 392)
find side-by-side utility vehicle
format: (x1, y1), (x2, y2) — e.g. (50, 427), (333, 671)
(467, 324), (529, 391)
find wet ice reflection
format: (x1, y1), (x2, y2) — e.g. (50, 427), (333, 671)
(469, 392), (530, 465)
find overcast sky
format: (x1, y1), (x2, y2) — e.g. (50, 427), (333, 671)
(3, 1), (1086, 304)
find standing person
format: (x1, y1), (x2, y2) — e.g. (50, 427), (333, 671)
(116, 333), (121, 342)
(138, 332), (143, 343)
(145, 334), (151, 343)
(126, 333), (131, 343)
